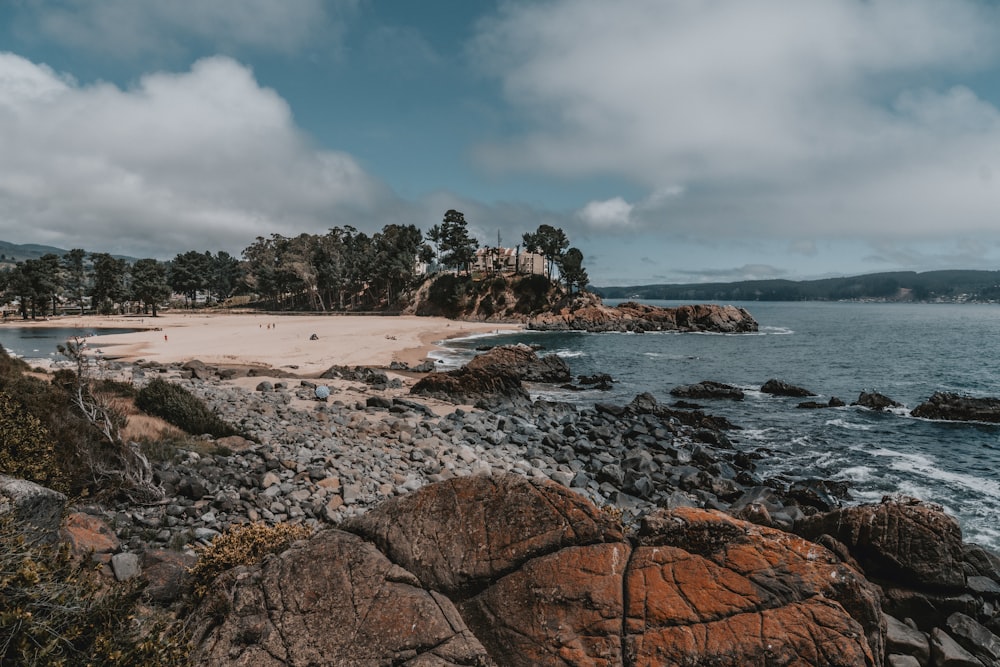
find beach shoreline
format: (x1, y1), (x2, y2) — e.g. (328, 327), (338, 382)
(1, 312), (520, 375)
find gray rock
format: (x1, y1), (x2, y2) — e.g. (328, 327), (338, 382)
(886, 614), (930, 665)
(111, 552), (141, 581)
(0, 474), (67, 543)
(930, 627), (985, 667)
(888, 656), (922, 667)
(946, 612), (1000, 666)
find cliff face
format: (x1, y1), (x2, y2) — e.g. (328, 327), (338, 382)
(405, 273), (561, 322)
(528, 293), (759, 333)
(407, 275), (759, 333)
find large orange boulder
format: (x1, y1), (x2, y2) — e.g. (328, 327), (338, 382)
(346, 474), (622, 596)
(189, 529), (490, 666)
(794, 496), (966, 589)
(626, 507), (884, 666)
(461, 543), (629, 666)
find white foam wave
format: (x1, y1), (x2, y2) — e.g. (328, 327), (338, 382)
(740, 428), (775, 441)
(554, 349), (586, 358)
(825, 418), (873, 431)
(836, 466), (875, 484)
(760, 326), (794, 335)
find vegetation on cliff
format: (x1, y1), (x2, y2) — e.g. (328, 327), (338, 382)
(596, 269), (1000, 303)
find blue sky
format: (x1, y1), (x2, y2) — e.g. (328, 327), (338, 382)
(3, 1), (1000, 286)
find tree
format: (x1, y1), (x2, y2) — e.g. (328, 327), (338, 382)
(169, 250), (213, 306)
(522, 224), (569, 280)
(557, 247), (589, 293)
(90, 253), (129, 315)
(209, 252), (243, 304)
(438, 210), (478, 274)
(130, 259), (171, 316)
(372, 224), (423, 306)
(63, 248), (88, 315)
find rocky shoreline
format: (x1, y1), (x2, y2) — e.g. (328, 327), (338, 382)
(7, 346), (1000, 665)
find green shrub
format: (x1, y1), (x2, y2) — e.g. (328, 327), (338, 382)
(135, 378), (240, 439)
(0, 372), (99, 497)
(188, 522), (312, 598)
(426, 274), (470, 317)
(0, 391), (69, 493)
(0, 514), (190, 666)
(0, 345), (29, 378)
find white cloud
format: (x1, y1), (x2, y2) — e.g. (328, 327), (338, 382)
(0, 53), (396, 257)
(29, 0), (351, 58)
(472, 0), (1000, 242)
(577, 197), (633, 229)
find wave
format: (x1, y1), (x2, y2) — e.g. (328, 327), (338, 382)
(554, 349), (587, 358)
(825, 418), (873, 431)
(868, 447), (1000, 500)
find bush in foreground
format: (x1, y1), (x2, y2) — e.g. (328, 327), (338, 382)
(135, 378), (240, 439)
(188, 522), (312, 599)
(0, 514), (189, 666)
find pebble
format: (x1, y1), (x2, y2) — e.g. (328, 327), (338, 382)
(109, 364), (839, 552)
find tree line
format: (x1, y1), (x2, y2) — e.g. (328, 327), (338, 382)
(0, 211), (589, 318)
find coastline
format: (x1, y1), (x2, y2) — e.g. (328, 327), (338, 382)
(1, 313), (520, 374)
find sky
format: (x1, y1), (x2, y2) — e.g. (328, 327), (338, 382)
(3, 0), (1000, 286)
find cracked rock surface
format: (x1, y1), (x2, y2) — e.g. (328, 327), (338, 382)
(191, 473), (882, 666)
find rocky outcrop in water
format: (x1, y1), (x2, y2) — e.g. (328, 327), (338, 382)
(465, 343), (572, 384)
(527, 292), (759, 333)
(761, 378), (817, 397)
(670, 380), (746, 401)
(911, 392), (1000, 423)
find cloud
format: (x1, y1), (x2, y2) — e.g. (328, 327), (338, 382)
(577, 197), (633, 229)
(26, 0), (351, 58)
(472, 0), (1000, 242)
(0, 53), (398, 257)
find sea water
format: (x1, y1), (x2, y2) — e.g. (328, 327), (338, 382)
(440, 301), (1000, 549)
(0, 326), (138, 360)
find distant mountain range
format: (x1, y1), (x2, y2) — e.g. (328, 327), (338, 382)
(593, 270), (1000, 303)
(0, 240), (136, 266)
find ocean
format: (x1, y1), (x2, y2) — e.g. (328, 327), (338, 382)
(437, 301), (1000, 550)
(3, 305), (999, 550)
(0, 326), (138, 361)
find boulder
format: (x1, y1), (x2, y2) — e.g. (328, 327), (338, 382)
(930, 627), (984, 667)
(911, 392), (1000, 423)
(761, 379), (816, 397)
(141, 549), (197, 604)
(852, 391), (903, 411)
(60, 511), (120, 556)
(0, 474), (67, 543)
(670, 380), (745, 401)
(884, 614), (930, 665)
(189, 529), (490, 667)
(627, 507), (884, 666)
(946, 612), (1000, 665)
(345, 474), (621, 597)
(460, 543), (629, 666)
(466, 344), (571, 383)
(409, 367), (529, 406)
(795, 496), (966, 590)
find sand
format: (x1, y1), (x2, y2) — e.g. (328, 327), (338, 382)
(5, 313), (519, 375)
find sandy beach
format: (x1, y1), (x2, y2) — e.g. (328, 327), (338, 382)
(4, 313), (519, 375)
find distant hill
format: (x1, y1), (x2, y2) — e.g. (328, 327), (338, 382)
(0, 240), (137, 267)
(593, 270), (1000, 303)
(0, 240), (70, 264)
